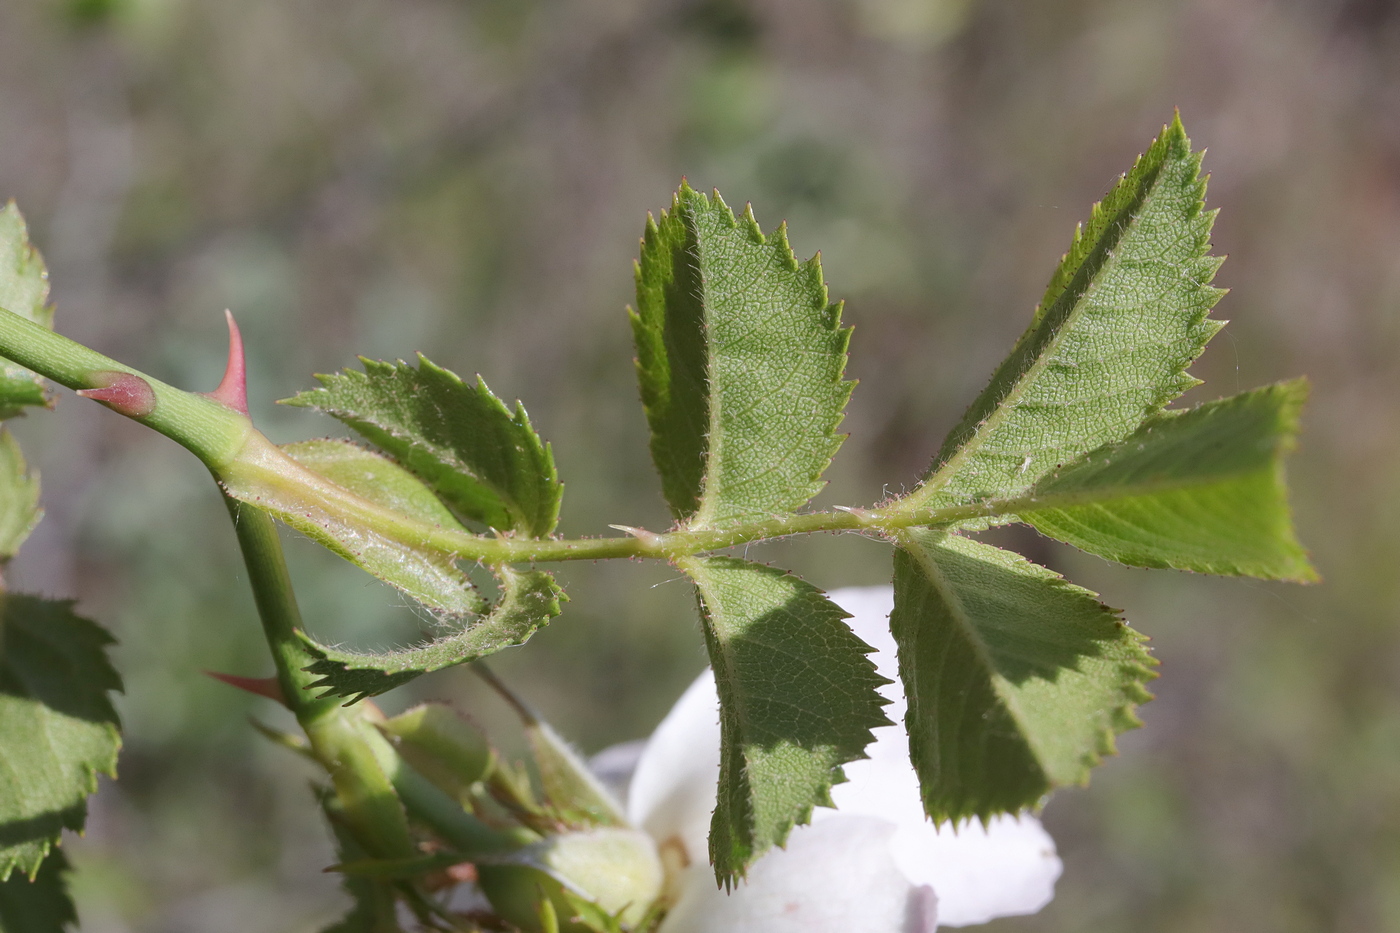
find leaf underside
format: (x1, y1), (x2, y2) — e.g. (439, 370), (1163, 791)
(0, 597), (122, 880)
(301, 567), (564, 702)
(679, 556), (890, 885)
(0, 203), (54, 419)
(631, 183), (852, 528)
(270, 439), (484, 619)
(283, 357), (561, 537)
(0, 850), (75, 933)
(902, 115), (1224, 517)
(891, 532), (1156, 823)
(1023, 380), (1316, 580)
(0, 429), (40, 561)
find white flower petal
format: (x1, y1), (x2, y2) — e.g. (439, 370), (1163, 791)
(886, 814), (1061, 927)
(622, 584), (1063, 930)
(626, 668), (720, 859)
(656, 817), (935, 933)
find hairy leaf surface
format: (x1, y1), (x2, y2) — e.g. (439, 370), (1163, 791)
(1023, 380), (1315, 580)
(241, 438), (484, 618)
(0, 204), (55, 419)
(0, 851), (75, 933)
(0, 598), (122, 880)
(900, 116), (1223, 516)
(631, 184), (852, 528)
(302, 567), (564, 702)
(891, 532), (1155, 822)
(283, 357), (560, 536)
(678, 556), (889, 884)
(0, 430), (40, 561)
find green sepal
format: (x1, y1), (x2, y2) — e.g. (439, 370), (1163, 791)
(0, 597), (122, 881)
(0, 204), (55, 420)
(899, 114), (1224, 515)
(475, 667), (627, 828)
(1023, 380), (1317, 580)
(0, 850), (75, 933)
(631, 183), (852, 528)
(891, 531), (1156, 823)
(282, 357), (561, 537)
(271, 437), (484, 618)
(677, 556), (890, 885)
(526, 716), (627, 829)
(377, 703), (495, 799)
(328, 851), (469, 881)
(0, 429), (41, 562)
(317, 786), (405, 933)
(557, 888), (628, 933)
(479, 828), (662, 932)
(301, 567), (565, 702)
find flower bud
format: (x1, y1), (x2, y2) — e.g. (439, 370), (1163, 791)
(478, 827), (663, 931)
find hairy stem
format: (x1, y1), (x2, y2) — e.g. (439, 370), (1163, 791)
(0, 306), (1038, 566)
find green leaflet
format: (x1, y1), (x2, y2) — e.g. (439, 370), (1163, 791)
(0, 851), (75, 933)
(0, 204), (54, 419)
(301, 566), (564, 702)
(1023, 380), (1316, 580)
(0, 430), (40, 561)
(283, 357), (561, 537)
(0, 597), (122, 880)
(250, 438), (484, 618)
(631, 184), (852, 528)
(899, 115), (1224, 516)
(891, 532), (1156, 823)
(678, 556), (890, 884)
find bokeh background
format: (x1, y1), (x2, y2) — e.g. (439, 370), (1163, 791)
(1, 0), (1397, 930)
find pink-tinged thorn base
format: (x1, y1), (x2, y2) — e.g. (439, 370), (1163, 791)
(77, 371), (157, 418)
(204, 670), (288, 706)
(206, 309), (249, 415)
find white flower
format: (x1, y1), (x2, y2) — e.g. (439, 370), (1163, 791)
(621, 586), (1063, 932)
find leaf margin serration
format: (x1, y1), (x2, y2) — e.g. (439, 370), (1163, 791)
(897, 112), (1226, 517)
(282, 355), (562, 538)
(630, 181), (854, 530)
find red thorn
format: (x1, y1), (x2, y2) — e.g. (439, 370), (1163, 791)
(205, 670), (287, 706)
(205, 309), (249, 415)
(77, 371), (156, 418)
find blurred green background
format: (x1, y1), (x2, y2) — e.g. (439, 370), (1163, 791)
(0, 0), (1395, 929)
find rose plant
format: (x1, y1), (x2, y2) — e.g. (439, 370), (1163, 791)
(0, 115), (1311, 931)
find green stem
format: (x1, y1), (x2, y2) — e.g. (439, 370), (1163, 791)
(225, 495), (524, 858)
(0, 306), (1034, 567)
(221, 431), (1031, 563)
(224, 496), (415, 858)
(223, 498), (330, 712)
(358, 723), (535, 856)
(0, 307), (250, 467)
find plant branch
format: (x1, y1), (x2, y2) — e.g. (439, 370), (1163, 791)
(0, 305), (1115, 569)
(223, 495), (415, 858)
(225, 494), (526, 859)
(0, 306), (250, 467)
